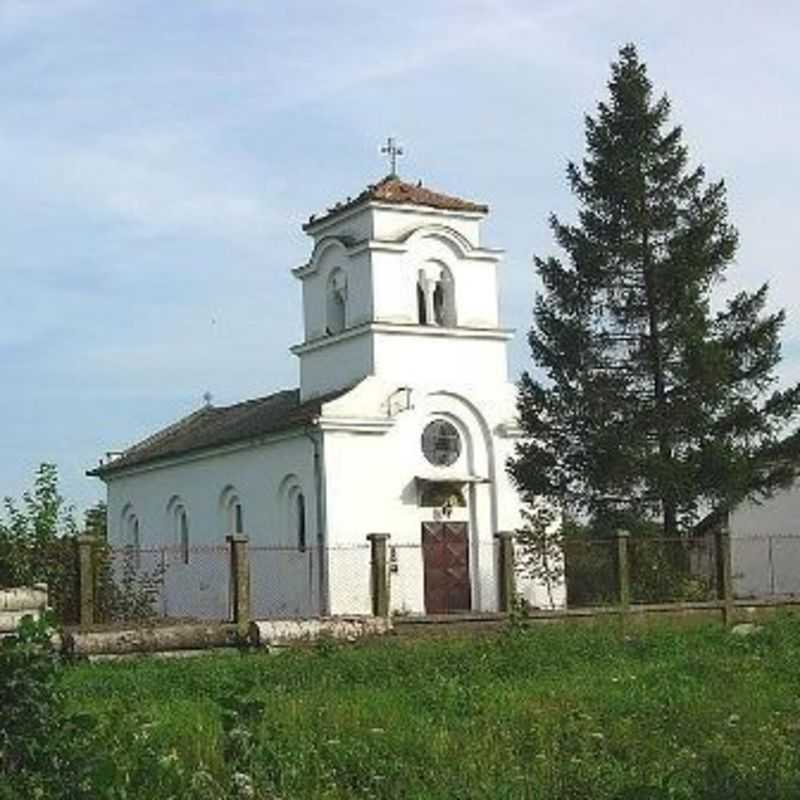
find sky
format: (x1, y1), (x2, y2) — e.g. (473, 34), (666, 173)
(2, 0), (799, 514)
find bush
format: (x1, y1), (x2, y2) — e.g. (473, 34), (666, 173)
(0, 615), (94, 799)
(0, 464), (83, 624)
(94, 544), (166, 623)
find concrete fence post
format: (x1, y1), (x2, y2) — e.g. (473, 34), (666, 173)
(76, 535), (96, 628)
(615, 529), (631, 613)
(227, 534), (250, 633)
(367, 533), (390, 617)
(495, 531), (516, 614)
(714, 514), (734, 628)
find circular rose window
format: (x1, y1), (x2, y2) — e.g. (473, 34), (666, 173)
(421, 420), (461, 467)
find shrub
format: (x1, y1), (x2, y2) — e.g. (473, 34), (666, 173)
(94, 544), (166, 623)
(0, 614), (94, 799)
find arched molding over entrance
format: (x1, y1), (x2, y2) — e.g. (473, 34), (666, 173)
(414, 391), (498, 613)
(421, 393), (494, 475)
(418, 389), (499, 535)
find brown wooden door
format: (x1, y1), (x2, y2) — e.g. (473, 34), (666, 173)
(422, 522), (471, 614)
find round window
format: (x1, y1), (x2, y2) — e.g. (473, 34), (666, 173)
(421, 420), (461, 467)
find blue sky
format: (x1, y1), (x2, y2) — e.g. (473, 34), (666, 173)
(2, 0), (799, 513)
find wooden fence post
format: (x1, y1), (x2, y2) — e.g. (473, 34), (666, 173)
(227, 534), (250, 634)
(76, 535), (96, 628)
(495, 531), (516, 614)
(367, 533), (390, 617)
(615, 529), (631, 614)
(714, 514), (734, 628)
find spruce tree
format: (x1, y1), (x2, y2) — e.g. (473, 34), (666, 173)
(510, 44), (800, 537)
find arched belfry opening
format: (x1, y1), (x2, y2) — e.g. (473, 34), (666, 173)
(417, 262), (456, 327)
(326, 268), (347, 335)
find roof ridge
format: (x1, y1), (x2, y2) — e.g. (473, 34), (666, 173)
(215, 388), (297, 412)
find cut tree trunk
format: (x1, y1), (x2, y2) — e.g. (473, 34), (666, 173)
(0, 584), (48, 612)
(64, 622), (247, 657)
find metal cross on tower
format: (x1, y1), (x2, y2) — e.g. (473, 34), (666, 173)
(380, 137), (404, 177)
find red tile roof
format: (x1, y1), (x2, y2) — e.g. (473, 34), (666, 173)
(304, 176), (488, 230)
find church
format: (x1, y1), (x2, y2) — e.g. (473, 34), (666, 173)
(90, 164), (555, 617)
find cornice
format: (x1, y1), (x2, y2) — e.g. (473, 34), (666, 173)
(290, 321), (514, 356)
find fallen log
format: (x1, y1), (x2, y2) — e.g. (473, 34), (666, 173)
(64, 622), (248, 657)
(250, 616), (392, 648)
(0, 584), (48, 612)
(0, 610), (43, 633)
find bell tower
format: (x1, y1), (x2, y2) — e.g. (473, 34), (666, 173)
(291, 175), (511, 401)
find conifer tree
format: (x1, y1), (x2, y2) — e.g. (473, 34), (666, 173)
(510, 44), (800, 536)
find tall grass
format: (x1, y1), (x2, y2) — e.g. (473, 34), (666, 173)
(63, 617), (800, 798)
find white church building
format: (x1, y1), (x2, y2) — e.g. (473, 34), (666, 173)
(91, 173), (550, 617)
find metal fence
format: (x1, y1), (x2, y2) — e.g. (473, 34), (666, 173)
(99, 544), (230, 622)
(563, 535), (719, 607)
(95, 541), (371, 624)
(73, 532), (800, 625)
(562, 539), (618, 607)
(730, 535), (800, 598)
(563, 534), (800, 608)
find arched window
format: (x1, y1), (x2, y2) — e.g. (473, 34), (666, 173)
(278, 474), (309, 552)
(167, 496), (191, 563)
(121, 504), (141, 569)
(326, 268), (347, 335)
(220, 486), (244, 535)
(418, 263), (456, 327)
(296, 492), (307, 553)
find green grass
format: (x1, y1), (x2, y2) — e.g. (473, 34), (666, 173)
(62, 617), (800, 799)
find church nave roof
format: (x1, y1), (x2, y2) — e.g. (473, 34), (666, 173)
(88, 386), (349, 477)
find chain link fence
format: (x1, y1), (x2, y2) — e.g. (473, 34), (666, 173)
(99, 544), (230, 622)
(731, 535), (800, 598)
(46, 531), (800, 625)
(628, 537), (717, 603)
(95, 541), (372, 623)
(562, 534), (800, 608)
(562, 539), (618, 606)
(563, 536), (718, 607)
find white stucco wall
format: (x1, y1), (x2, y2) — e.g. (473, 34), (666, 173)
(297, 331), (374, 400)
(294, 200), (504, 400)
(372, 329), (510, 388)
(318, 378), (535, 615)
(302, 245), (372, 341)
(370, 236), (500, 329)
(371, 206), (481, 245)
(106, 432), (323, 618)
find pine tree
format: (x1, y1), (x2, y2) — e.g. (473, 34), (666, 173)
(510, 44), (800, 537)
